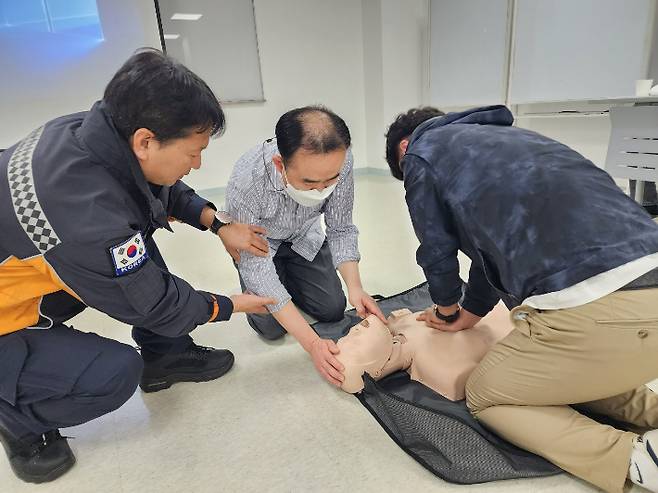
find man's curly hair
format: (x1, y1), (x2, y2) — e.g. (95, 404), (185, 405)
(385, 107), (444, 180)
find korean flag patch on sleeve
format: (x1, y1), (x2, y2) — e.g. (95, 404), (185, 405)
(110, 232), (149, 276)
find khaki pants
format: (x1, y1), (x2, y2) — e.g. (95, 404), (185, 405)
(465, 288), (658, 493)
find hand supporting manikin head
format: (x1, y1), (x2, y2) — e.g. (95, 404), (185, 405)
(336, 316), (396, 393)
(336, 313), (418, 394)
(336, 303), (514, 400)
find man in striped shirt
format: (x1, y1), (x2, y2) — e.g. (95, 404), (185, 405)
(222, 106), (385, 386)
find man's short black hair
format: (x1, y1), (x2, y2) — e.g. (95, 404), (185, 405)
(385, 107), (444, 180)
(104, 48), (225, 143)
(275, 105), (351, 164)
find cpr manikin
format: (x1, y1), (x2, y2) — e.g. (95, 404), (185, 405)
(336, 303), (513, 400)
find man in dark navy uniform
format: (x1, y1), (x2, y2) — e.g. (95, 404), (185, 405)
(0, 49), (273, 483)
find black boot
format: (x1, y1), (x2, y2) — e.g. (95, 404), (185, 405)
(139, 344), (235, 393)
(0, 427), (75, 483)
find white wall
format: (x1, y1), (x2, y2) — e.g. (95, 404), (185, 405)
(363, 0), (617, 176)
(191, 0), (617, 187)
(515, 116), (612, 169)
(361, 0), (429, 170)
(3, 0), (617, 190)
(647, 3), (658, 82)
(1, 0), (432, 188)
(191, 0), (435, 190)
(0, 0), (161, 149)
(1, 0), (371, 193)
(187, 0), (368, 191)
(361, 0), (384, 172)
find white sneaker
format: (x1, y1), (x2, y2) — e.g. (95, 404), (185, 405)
(630, 430), (658, 492)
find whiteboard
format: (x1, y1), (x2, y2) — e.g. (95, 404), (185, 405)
(429, 0), (510, 107)
(157, 0), (264, 102)
(509, 0), (655, 103)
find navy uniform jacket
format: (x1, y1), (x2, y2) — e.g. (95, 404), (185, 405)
(0, 101), (232, 403)
(403, 105), (658, 316)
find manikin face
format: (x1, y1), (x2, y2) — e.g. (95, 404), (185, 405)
(336, 314), (394, 393)
(132, 128), (211, 186)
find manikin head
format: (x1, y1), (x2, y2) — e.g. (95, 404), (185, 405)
(336, 315), (394, 393)
(103, 49), (225, 186)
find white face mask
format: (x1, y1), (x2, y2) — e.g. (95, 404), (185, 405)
(282, 167), (337, 207)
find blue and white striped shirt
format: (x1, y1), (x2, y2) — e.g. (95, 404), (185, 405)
(225, 140), (360, 312)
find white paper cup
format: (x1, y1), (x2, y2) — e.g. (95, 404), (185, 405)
(636, 79), (654, 97)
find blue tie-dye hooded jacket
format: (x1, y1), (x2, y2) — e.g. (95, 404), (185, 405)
(403, 105), (658, 316)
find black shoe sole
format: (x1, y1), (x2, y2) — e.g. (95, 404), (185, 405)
(11, 454), (76, 484)
(139, 357), (235, 393)
(0, 431), (76, 484)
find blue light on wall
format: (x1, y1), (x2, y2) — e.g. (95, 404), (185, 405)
(0, 0), (105, 68)
(0, 0), (103, 40)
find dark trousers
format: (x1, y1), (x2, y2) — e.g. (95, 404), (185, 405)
(0, 238), (186, 439)
(0, 325), (143, 439)
(237, 241), (346, 340)
(131, 238), (193, 354)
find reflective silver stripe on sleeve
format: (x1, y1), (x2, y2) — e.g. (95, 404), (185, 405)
(6, 126), (61, 253)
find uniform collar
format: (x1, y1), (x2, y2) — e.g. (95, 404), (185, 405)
(76, 101), (172, 231)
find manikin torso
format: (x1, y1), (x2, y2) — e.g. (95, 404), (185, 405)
(336, 303), (514, 401)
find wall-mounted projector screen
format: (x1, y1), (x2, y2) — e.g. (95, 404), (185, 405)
(0, 0), (162, 149)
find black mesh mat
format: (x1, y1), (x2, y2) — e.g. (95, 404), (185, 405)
(313, 282), (562, 484)
(313, 281), (439, 341)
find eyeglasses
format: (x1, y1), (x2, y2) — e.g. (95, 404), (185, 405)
(262, 138), (284, 192)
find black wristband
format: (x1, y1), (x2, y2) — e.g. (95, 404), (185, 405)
(210, 211), (233, 235)
(209, 216), (225, 235)
(434, 305), (460, 323)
